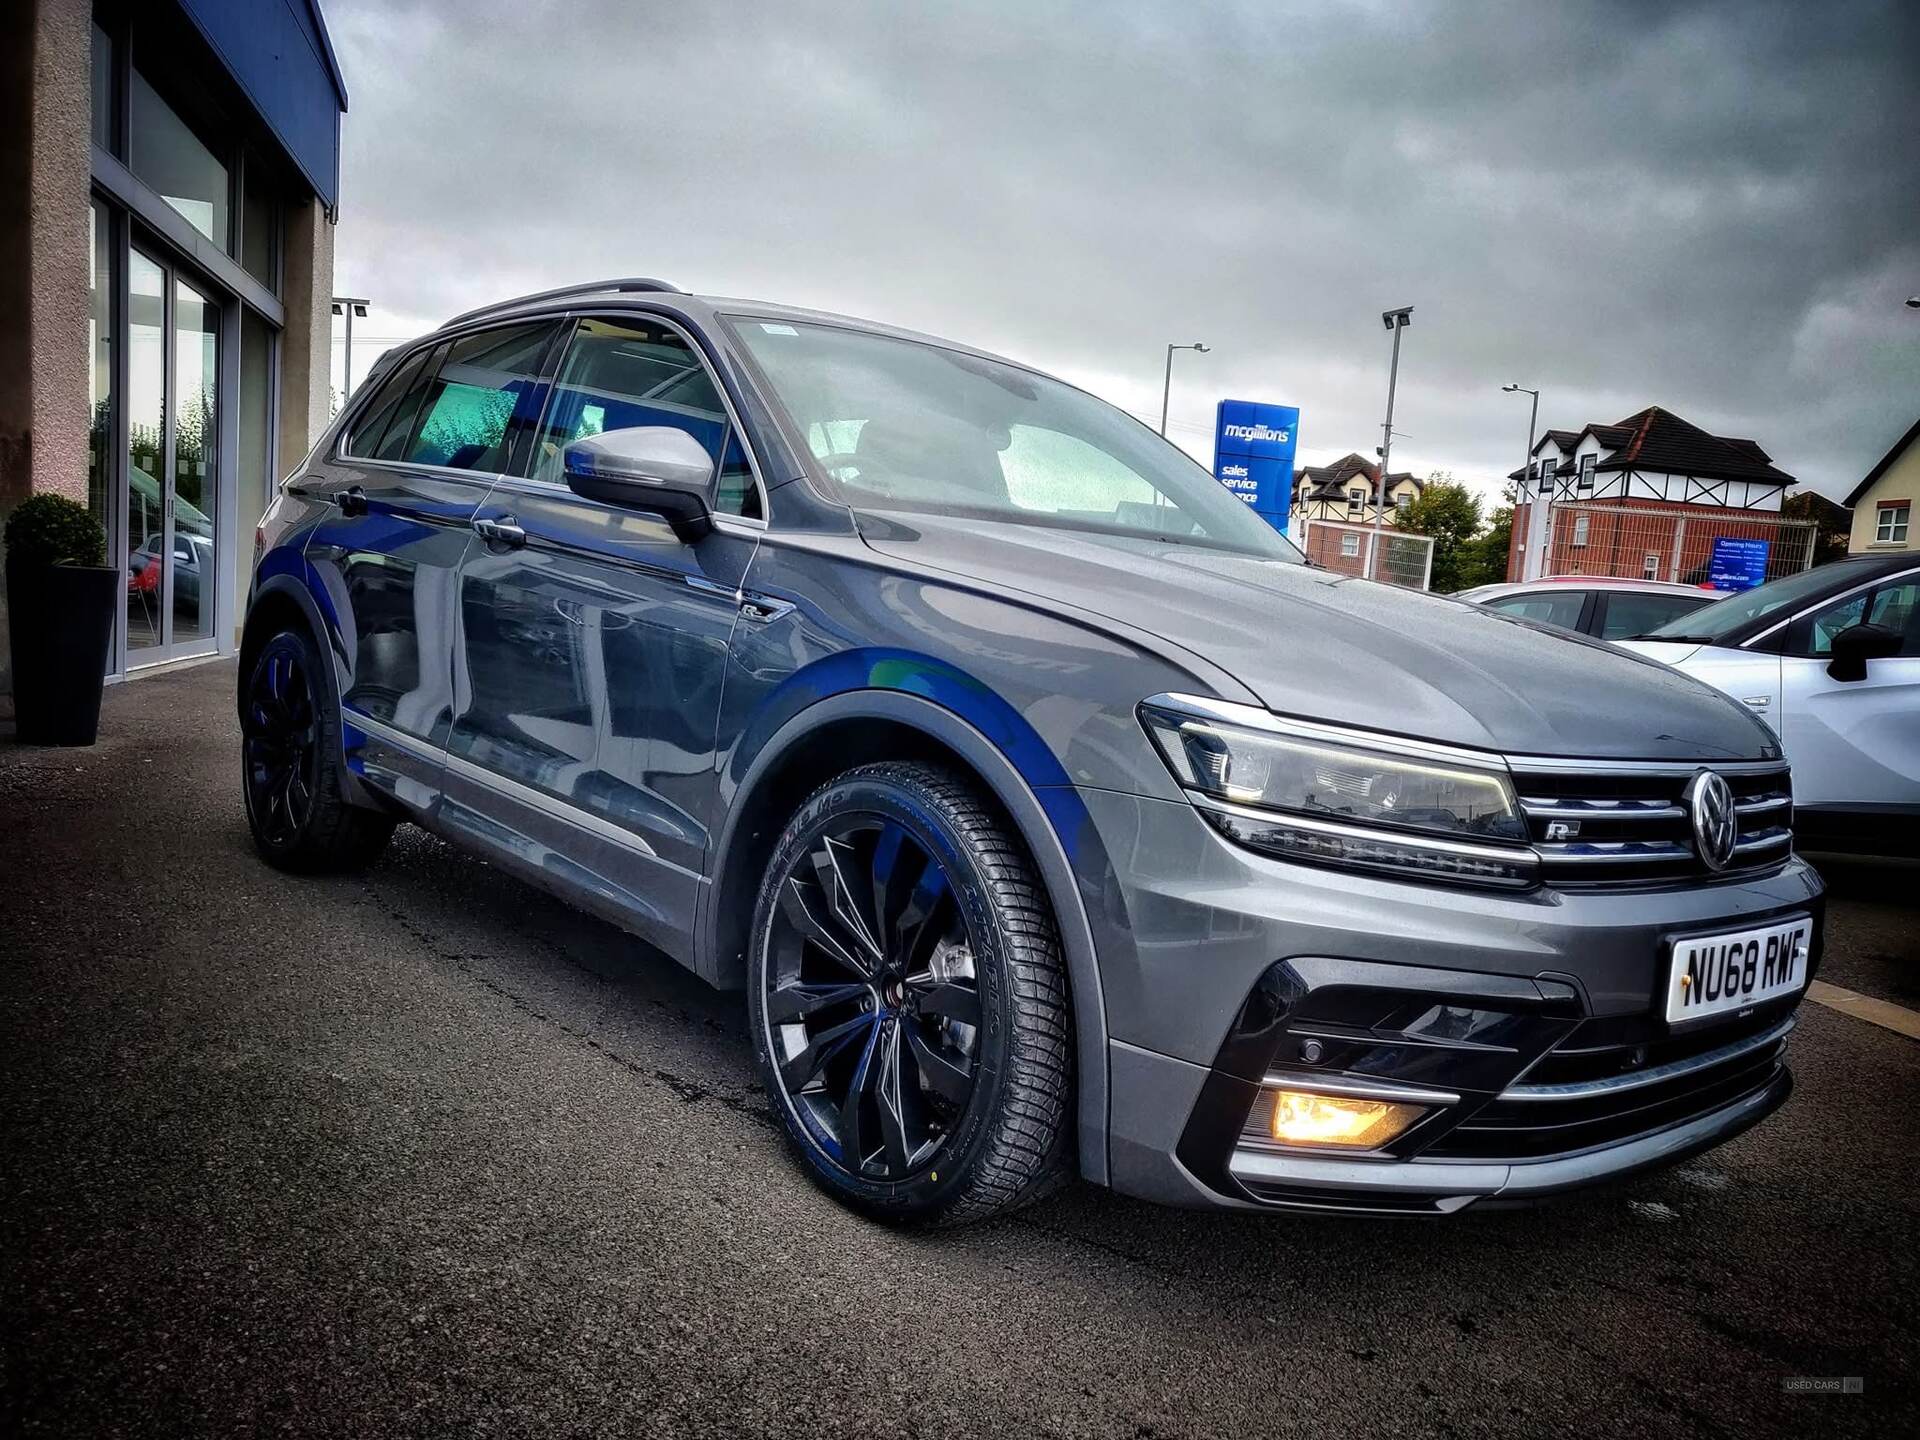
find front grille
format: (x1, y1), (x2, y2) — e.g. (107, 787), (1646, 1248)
(1511, 761), (1792, 885)
(1421, 1006), (1794, 1160)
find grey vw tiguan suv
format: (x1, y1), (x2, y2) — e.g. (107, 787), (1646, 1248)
(241, 278), (1823, 1224)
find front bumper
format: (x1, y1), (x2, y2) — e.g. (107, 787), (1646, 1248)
(1079, 788), (1824, 1213)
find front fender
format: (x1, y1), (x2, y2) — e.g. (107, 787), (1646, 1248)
(701, 684), (1116, 1187)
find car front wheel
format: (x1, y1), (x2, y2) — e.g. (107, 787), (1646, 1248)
(747, 761), (1073, 1226)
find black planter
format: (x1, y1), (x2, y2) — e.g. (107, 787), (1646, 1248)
(7, 562), (118, 746)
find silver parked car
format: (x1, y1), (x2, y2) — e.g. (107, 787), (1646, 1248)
(1456, 576), (1718, 640)
(240, 278), (1824, 1223)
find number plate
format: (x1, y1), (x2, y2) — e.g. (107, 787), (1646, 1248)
(1666, 916), (1812, 1026)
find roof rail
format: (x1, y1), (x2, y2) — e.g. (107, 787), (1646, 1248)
(440, 277), (683, 329)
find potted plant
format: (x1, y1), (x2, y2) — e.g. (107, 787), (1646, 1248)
(5, 493), (116, 746)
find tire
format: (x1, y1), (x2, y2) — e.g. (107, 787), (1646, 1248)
(240, 626), (395, 873)
(747, 760), (1073, 1226)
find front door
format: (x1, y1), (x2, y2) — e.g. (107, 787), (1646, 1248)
(124, 247), (220, 666)
(1778, 573), (1920, 811)
(443, 313), (763, 961)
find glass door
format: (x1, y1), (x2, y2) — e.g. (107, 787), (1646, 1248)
(124, 245), (220, 664)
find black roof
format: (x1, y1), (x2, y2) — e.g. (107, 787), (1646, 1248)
(1515, 407), (1793, 485)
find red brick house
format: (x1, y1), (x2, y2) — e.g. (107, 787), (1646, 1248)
(1507, 407), (1802, 583)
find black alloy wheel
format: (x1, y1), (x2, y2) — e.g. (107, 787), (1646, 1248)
(762, 814), (983, 1180)
(750, 761), (1073, 1226)
(243, 634), (321, 848)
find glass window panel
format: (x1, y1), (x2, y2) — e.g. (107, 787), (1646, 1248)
(129, 68), (229, 249)
(1868, 582), (1920, 655)
(1487, 591), (1586, 631)
(532, 318), (726, 480)
(1597, 592), (1711, 640)
(126, 251), (167, 654)
(91, 23), (113, 153)
(88, 201), (113, 553)
(406, 323), (557, 472)
(535, 317), (762, 515)
(173, 278), (219, 646)
(236, 308), (273, 626)
(343, 345), (435, 460)
(241, 158), (276, 290)
(735, 319), (1301, 558)
(1804, 593), (1868, 655)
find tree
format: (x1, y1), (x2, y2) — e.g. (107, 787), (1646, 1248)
(1458, 503), (1514, 590)
(1781, 488), (1852, 567)
(1395, 474), (1483, 593)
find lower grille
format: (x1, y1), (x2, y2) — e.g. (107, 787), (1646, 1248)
(1421, 1009), (1794, 1160)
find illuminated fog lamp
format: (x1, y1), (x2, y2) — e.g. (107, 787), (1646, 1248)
(1268, 1089), (1425, 1149)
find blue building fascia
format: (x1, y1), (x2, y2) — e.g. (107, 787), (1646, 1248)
(176, 0), (349, 214)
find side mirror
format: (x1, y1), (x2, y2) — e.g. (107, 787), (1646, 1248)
(563, 427), (714, 542)
(1825, 621), (1902, 682)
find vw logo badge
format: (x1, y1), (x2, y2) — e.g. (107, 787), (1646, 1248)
(1684, 769), (1738, 871)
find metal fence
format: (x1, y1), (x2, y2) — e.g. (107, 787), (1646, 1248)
(1540, 503), (1817, 586)
(1297, 518), (1435, 590)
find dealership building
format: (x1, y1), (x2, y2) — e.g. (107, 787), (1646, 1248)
(1, 0), (346, 691)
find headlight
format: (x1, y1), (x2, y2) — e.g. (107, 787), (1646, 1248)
(1140, 696), (1537, 887)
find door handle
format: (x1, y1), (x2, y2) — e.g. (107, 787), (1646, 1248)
(339, 485), (368, 517)
(473, 514), (527, 549)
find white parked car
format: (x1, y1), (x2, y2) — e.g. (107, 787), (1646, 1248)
(1617, 554), (1920, 855)
(1455, 576), (1718, 640)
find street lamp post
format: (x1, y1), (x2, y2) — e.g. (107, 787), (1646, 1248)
(1373, 308), (1413, 575)
(331, 296), (370, 400)
(1503, 382), (1543, 581)
(1160, 341), (1209, 437)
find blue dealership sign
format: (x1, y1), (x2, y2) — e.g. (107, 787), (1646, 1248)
(1213, 400), (1299, 531)
(1707, 537), (1771, 591)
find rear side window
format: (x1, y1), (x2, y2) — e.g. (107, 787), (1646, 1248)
(405, 322), (561, 473)
(1486, 591), (1587, 632)
(1596, 591), (1713, 640)
(532, 316), (761, 518)
(343, 345), (437, 461)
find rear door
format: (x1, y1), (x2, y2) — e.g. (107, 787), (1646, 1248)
(300, 324), (559, 803)
(443, 313), (765, 960)
(1591, 590), (1715, 641)
(1777, 573), (1920, 812)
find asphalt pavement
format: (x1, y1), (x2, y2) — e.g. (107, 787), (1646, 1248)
(2, 660), (1915, 1438)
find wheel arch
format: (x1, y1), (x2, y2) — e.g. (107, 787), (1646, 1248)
(238, 573), (366, 807)
(701, 689), (1113, 1186)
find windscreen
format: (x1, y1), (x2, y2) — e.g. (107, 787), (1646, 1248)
(1641, 563), (1870, 642)
(733, 318), (1305, 561)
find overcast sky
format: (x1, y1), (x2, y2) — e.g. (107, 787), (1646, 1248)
(325, 0), (1919, 504)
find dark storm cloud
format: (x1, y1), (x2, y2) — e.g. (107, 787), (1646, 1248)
(326, 0), (1919, 499)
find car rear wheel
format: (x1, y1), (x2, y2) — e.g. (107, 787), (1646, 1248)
(747, 761), (1073, 1226)
(241, 627), (394, 873)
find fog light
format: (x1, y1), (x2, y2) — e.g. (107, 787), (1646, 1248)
(1268, 1090), (1426, 1149)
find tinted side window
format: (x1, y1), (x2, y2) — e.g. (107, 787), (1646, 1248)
(343, 346), (435, 460)
(1798, 580), (1920, 657)
(1865, 581), (1920, 654)
(406, 322), (560, 473)
(1486, 591), (1586, 631)
(1792, 590), (1871, 656)
(534, 317), (760, 517)
(1597, 591), (1713, 640)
